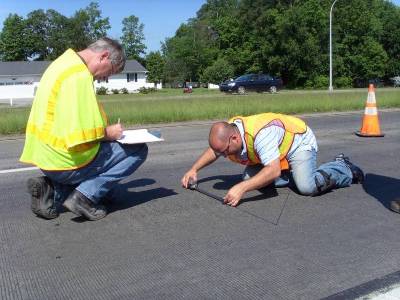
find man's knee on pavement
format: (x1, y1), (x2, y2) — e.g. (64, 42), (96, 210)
(292, 168), (331, 196)
(295, 181), (316, 196)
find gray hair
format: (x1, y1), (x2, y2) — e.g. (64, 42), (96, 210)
(88, 37), (126, 73)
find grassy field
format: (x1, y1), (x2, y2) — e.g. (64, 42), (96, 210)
(1, 87), (399, 135)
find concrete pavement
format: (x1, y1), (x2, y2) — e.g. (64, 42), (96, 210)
(0, 110), (399, 299)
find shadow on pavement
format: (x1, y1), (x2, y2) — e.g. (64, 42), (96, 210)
(69, 178), (177, 222)
(197, 174), (279, 205)
(242, 186), (279, 204)
(198, 174), (242, 189)
(363, 173), (400, 210)
(107, 178), (177, 213)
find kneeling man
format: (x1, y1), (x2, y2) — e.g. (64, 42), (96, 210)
(181, 113), (363, 207)
(20, 37), (148, 221)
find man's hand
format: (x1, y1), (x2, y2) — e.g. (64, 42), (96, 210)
(181, 169), (198, 189)
(181, 147), (219, 189)
(104, 123), (123, 141)
(224, 182), (246, 207)
(223, 159), (281, 206)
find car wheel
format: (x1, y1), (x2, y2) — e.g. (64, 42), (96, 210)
(269, 86), (277, 93)
(238, 86), (246, 94)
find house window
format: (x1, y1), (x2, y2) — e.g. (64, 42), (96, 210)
(97, 77), (108, 83)
(127, 73), (138, 82)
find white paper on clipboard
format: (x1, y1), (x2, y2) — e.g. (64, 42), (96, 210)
(117, 129), (164, 144)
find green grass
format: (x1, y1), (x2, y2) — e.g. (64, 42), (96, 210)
(1, 88), (399, 135)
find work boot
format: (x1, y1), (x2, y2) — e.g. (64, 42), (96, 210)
(334, 153), (364, 184)
(63, 190), (107, 221)
(27, 176), (58, 219)
(390, 198), (400, 214)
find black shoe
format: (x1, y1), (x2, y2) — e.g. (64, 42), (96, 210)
(390, 199), (400, 214)
(27, 176), (59, 219)
(334, 153), (364, 184)
(63, 190), (107, 221)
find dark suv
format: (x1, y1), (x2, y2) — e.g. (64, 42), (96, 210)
(219, 73), (283, 94)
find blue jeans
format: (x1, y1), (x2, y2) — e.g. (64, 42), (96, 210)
(243, 149), (352, 195)
(43, 142), (148, 204)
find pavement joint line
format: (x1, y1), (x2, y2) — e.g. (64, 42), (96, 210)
(0, 166), (38, 174)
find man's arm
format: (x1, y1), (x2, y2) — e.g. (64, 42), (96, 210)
(224, 158), (281, 207)
(181, 147), (219, 188)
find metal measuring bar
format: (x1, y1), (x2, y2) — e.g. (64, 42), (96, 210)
(188, 180), (224, 204)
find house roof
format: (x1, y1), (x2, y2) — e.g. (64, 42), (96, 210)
(123, 60), (147, 73)
(0, 59), (147, 77)
(0, 61), (50, 76)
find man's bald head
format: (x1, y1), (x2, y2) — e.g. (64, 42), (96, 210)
(209, 122), (233, 143)
(209, 122), (239, 156)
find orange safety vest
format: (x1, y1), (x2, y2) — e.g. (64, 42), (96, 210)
(227, 113), (307, 170)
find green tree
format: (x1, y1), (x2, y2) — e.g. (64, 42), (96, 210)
(25, 9), (72, 60)
(0, 14), (27, 61)
(45, 10), (73, 60)
(145, 51), (165, 84)
(334, 0), (389, 84)
(163, 0), (400, 87)
(201, 57), (234, 84)
(378, 1), (400, 76)
(83, 2), (111, 41)
(70, 2), (111, 51)
(25, 10), (49, 60)
(121, 15), (146, 61)
(162, 20), (219, 83)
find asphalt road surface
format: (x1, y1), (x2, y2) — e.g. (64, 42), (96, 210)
(0, 110), (399, 300)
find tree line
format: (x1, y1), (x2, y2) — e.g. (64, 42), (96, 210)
(0, 2), (146, 62)
(1, 0), (400, 88)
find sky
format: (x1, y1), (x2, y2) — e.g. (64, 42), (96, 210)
(0, 0), (207, 53)
(0, 0), (399, 53)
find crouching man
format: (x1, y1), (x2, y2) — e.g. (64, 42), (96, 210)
(20, 37), (148, 221)
(181, 113), (364, 207)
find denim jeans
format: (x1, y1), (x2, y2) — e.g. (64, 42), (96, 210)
(43, 142), (148, 204)
(243, 149), (352, 195)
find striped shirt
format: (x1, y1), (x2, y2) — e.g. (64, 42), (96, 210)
(233, 119), (318, 166)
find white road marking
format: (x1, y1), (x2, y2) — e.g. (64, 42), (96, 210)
(0, 167), (39, 174)
(357, 285), (400, 300)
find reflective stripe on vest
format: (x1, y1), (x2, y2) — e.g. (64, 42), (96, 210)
(25, 64), (98, 151)
(20, 49), (106, 170)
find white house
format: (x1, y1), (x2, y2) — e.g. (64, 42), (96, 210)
(94, 60), (162, 93)
(0, 59), (160, 102)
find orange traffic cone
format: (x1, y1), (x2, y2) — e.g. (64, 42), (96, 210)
(355, 84), (384, 137)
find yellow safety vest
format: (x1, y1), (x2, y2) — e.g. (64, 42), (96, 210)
(20, 49), (107, 170)
(228, 113), (307, 170)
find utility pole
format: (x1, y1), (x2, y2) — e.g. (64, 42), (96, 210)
(329, 0), (339, 92)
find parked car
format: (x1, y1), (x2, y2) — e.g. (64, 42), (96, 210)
(219, 74), (283, 94)
(390, 76), (400, 87)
